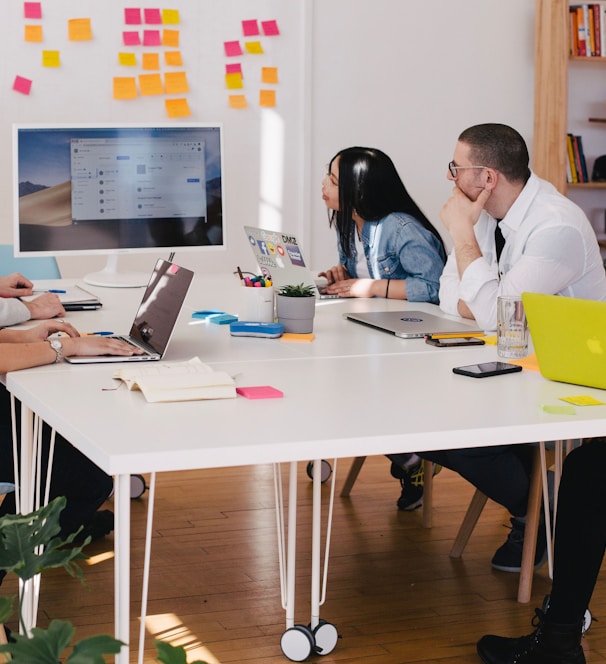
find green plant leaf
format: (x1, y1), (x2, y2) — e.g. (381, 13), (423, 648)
(277, 282), (315, 297)
(66, 633), (125, 663)
(0, 595), (14, 624)
(155, 639), (209, 664)
(0, 618), (75, 662)
(0, 496), (88, 584)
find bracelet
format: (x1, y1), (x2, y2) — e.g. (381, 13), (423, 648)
(385, 278), (391, 299)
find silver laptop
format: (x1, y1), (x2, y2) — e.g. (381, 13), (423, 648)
(66, 259), (194, 363)
(244, 225), (341, 299)
(344, 310), (483, 339)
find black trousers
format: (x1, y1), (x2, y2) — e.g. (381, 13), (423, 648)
(0, 385), (113, 539)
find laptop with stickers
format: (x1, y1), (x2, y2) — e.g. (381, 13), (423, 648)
(65, 258), (194, 364)
(244, 225), (340, 299)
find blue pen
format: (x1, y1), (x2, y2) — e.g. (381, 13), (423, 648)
(47, 289), (66, 294)
(86, 331), (114, 336)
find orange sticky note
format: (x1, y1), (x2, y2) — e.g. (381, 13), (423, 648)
(225, 72), (243, 90)
(142, 53), (160, 70)
(162, 9), (180, 25)
(229, 94), (247, 109)
(42, 50), (60, 67)
(118, 52), (137, 66)
(162, 29), (179, 47)
(165, 98), (191, 118)
(24, 24), (43, 42)
(164, 71), (188, 94)
(68, 18), (93, 41)
(259, 89), (276, 107)
(261, 67), (278, 84)
(113, 77), (138, 99)
(138, 73), (164, 95)
(164, 50), (183, 66)
(245, 41), (264, 54)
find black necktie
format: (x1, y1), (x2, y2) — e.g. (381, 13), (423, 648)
(494, 220), (505, 263)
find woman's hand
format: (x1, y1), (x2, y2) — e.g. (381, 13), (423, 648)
(322, 278), (378, 298)
(14, 321), (81, 343)
(318, 265), (350, 285)
(61, 336), (144, 358)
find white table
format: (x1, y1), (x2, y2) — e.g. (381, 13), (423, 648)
(8, 275), (606, 662)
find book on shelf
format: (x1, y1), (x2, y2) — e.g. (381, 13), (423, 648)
(113, 356), (237, 403)
(566, 133), (589, 183)
(570, 3), (606, 56)
(566, 133), (579, 183)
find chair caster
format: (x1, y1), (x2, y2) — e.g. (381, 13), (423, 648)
(281, 624), (315, 662)
(311, 619), (339, 655)
(130, 474), (148, 499)
(542, 594), (592, 634)
(306, 460), (332, 483)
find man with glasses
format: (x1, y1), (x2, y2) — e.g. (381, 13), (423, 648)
(419, 124), (606, 574)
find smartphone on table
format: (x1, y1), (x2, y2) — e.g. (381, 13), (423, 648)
(452, 361), (522, 378)
(425, 336), (485, 347)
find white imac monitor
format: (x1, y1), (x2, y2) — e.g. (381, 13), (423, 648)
(13, 123), (225, 287)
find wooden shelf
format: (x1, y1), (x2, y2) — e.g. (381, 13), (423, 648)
(568, 181), (606, 189)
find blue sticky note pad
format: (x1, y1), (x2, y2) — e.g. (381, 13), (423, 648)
(209, 313), (238, 325)
(192, 309), (224, 319)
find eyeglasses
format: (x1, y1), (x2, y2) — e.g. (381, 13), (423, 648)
(448, 160), (489, 178)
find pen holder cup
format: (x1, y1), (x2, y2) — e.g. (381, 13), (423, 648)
(240, 285), (275, 323)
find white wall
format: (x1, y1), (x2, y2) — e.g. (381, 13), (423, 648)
(0, 1), (537, 281)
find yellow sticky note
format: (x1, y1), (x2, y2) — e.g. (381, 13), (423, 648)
(225, 72), (243, 90)
(162, 29), (179, 47)
(165, 98), (191, 118)
(229, 94), (248, 109)
(142, 53), (160, 70)
(245, 41), (264, 54)
(262, 66), (278, 84)
(68, 18), (93, 41)
(164, 51), (183, 66)
(118, 52), (137, 66)
(24, 24), (43, 42)
(509, 353), (540, 372)
(560, 395), (606, 406)
(483, 335), (497, 346)
(42, 50), (60, 67)
(164, 71), (188, 94)
(541, 404), (576, 415)
(113, 77), (137, 99)
(162, 9), (180, 25)
(138, 73), (164, 95)
(259, 89), (276, 107)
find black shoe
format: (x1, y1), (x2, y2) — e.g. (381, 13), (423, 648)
(390, 459), (442, 511)
(491, 516), (548, 573)
(477, 609), (585, 664)
(72, 510), (114, 545)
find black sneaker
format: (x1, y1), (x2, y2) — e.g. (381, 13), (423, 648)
(491, 516), (548, 573)
(72, 509), (115, 545)
(390, 460), (441, 511)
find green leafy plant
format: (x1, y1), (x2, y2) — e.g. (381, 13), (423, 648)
(0, 496), (207, 664)
(277, 283), (315, 297)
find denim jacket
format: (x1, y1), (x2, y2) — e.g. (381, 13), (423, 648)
(338, 212), (446, 303)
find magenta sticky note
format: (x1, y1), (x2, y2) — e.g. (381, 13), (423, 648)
(24, 2), (42, 19)
(13, 75), (32, 95)
(236, 386), (284, 400)
(226, 63), (242, 75)
(224, 40), (243, 57)
(123, 30), (141, 46)
(143, 30), (161, 46)
(144, 8), (162, 24)
(124, 8), (142, 25)
(242, 19), (260, 36)
(261, 20), (280, 36)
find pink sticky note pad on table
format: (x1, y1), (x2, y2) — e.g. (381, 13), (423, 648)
(236, 386), (283, 399)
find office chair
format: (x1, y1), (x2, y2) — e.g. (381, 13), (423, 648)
(0, 244), (61, 280)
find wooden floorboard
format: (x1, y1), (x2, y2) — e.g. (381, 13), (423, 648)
(7, 456), (606, 663)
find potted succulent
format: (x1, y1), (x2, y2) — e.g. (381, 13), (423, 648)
(276, 283), (316, 333)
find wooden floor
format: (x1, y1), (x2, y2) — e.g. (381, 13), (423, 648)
(7, 456), (606, 663)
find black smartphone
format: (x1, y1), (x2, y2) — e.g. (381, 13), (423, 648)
(425, 336), (485, 347)
(452, 361), (523, 378)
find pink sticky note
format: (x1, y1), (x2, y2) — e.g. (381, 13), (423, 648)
(236, 386), (283, 400)
(226, 63), (242, 75)
(123, 30), (141, 46)
(144, 8), (162, 24)
(24, 2), (42, 19)
(143, 29), (161, 46)
(13, 75), (32, 95)
(261, 20), (280, 36)
(124, 8), (142, 25)
(242, 19), (260, 36)
(224, 40), (243, 57)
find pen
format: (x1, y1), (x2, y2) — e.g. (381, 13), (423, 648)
(236, 266), (245, 285)
(34, 289), (66, 294)
(84, 331), (114, 336)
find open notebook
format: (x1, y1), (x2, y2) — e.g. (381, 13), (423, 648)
(65, 259), (193, 364)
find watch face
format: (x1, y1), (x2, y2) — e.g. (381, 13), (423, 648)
(50, 339), (62, 350)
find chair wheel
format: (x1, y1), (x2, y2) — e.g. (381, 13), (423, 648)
(130, 474), (148, 499)
(306, 460), (332, 483)
(311, 619), (339, 655)
(280, 624), (314, 661)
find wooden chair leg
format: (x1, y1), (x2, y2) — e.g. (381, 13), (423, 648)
(450, 489), (489, 558)
(340, 456), (366, 497)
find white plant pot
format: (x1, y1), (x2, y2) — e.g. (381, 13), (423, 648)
(276, 294), (316, 333)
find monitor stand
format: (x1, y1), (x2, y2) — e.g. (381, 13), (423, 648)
(83, 255), (149, 288)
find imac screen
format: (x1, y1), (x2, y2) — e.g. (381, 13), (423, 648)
(13, 123), (224, 256)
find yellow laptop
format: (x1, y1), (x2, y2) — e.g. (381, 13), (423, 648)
(522, 292), (606, 390)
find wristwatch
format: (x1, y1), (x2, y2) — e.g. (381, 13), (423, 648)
(47, 338), (63, 363)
